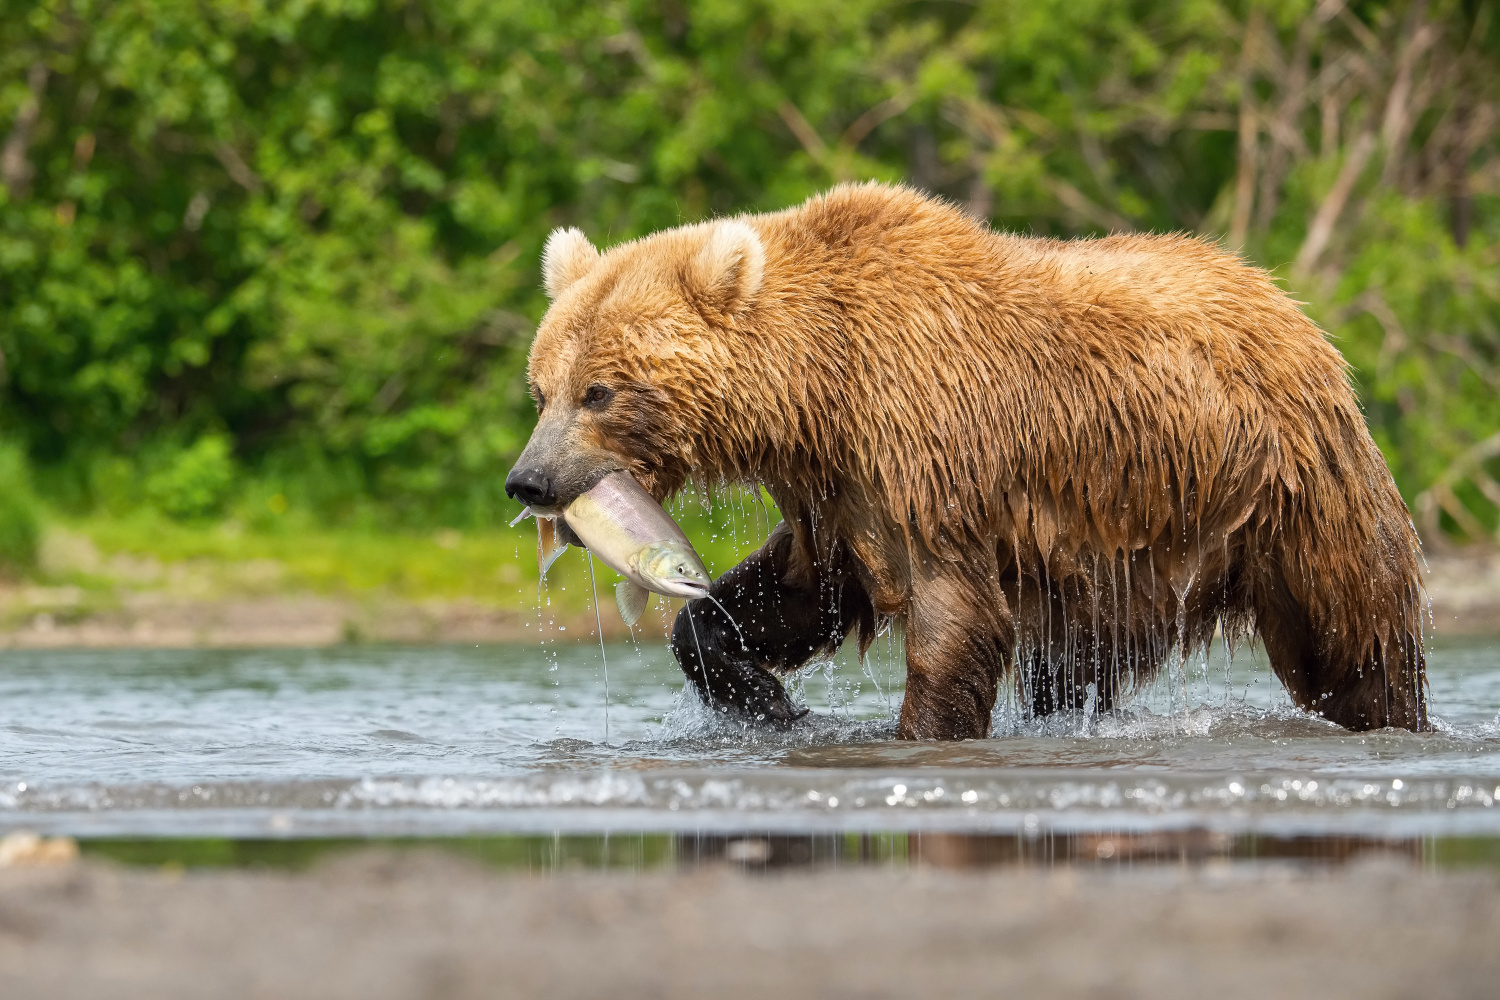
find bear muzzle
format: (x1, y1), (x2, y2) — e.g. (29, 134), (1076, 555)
(506, 407), (629, 515)
(504, 466), (556, 509)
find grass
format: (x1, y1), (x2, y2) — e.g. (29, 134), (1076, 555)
(29, 487), (782, 616)
(70, 512), (552, 603)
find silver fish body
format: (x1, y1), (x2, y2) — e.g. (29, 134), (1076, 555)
(532, 471), (712, 624)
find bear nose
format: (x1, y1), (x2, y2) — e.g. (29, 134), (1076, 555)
(505, 467), (556, 508)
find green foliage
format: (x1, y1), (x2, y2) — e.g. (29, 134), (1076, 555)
(65, 484), (778, 609)
(145, 433), (237, 519)
(1327, 194), (1500, 538)
(0, 441), (39, 572)
(0, 0), (1495, 541)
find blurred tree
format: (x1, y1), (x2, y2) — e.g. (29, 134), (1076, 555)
(0, 0), (1494, 539)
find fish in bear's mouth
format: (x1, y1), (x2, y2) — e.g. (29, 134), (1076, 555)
(512, 470), (712, 625)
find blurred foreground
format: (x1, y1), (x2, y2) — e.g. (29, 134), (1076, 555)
(0, 851), (1495, 1000)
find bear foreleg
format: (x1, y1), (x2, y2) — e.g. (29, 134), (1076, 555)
(900, 563), (1011, 740)
(670, 523), (873, 729)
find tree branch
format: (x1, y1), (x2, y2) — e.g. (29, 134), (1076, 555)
(213, 142), (263, 192)
(840, 90), (913, 149)
(776, 101), (828, 162)
(1, 63), (49, 200)
(1046, 177), (1135, 233)
(1292, 129), (1376, 278)
(1417, 430), (1500, 544)
(1229, 8), (1265, 247)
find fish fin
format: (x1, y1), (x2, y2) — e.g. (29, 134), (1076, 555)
(537, 518), (568, 578)
(615, 581), (650, 627)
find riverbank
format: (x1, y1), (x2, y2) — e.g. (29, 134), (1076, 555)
(0, 850), (1495, 999)
(0, 520), (684, 648)
(2, 526), (1497, 648)
(0, 589), (653, 648)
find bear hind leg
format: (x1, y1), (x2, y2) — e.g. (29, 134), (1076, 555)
(1017, 564), (1159, 720)
(1251, 559), (1427, 732)
(1021, 644), (1136, 719)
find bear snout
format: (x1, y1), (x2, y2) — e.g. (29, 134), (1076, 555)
(504, 466), (556, 508)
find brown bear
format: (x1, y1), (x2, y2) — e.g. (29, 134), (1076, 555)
(506, 183), (1427, 739)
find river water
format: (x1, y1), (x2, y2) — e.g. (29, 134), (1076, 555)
(2, 631), (1497, 854)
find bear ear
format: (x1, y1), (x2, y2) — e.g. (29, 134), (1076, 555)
(683, 220), (765, 318)
(541, 227), (600, 299)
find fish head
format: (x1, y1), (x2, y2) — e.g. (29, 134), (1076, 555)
(634, 540), (712, 599)
(506, 221), (766, 513)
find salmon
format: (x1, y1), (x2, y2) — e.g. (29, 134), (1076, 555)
(515, 472), (712, 625)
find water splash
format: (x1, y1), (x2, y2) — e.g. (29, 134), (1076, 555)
(585, 551), (611, 745)
(705, 594), (750, 652)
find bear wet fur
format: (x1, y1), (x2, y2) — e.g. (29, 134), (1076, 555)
(510, 183), (1428, 738)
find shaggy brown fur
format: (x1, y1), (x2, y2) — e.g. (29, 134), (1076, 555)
(510, 183), (1427, 739)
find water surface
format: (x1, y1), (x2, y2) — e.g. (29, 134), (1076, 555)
(2, 634), (1497, 839)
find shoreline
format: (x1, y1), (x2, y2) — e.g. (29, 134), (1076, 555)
(2, 551), (1497, 650)
(0, 589), (671, 650)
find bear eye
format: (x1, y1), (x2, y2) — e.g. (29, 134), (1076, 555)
(532, 388), (546, 414)
(582, 384), (614, 409)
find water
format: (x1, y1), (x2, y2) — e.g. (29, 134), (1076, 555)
(1, 635), (1497, 845)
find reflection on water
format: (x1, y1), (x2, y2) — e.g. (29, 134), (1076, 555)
(78, 830), (1500, 873)
(0, 635), (1497, 839)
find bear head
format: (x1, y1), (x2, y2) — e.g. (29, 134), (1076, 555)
(504, 219), (766, 513)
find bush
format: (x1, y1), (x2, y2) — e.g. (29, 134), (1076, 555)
(0, 444), (39, 574)
(145, 435), (237, 520)
(0, 0), (1494, 535)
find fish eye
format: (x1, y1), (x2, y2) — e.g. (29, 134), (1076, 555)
(582, 384), (613, 409)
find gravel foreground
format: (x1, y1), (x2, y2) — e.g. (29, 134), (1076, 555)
(0, 853), (1496, 999)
